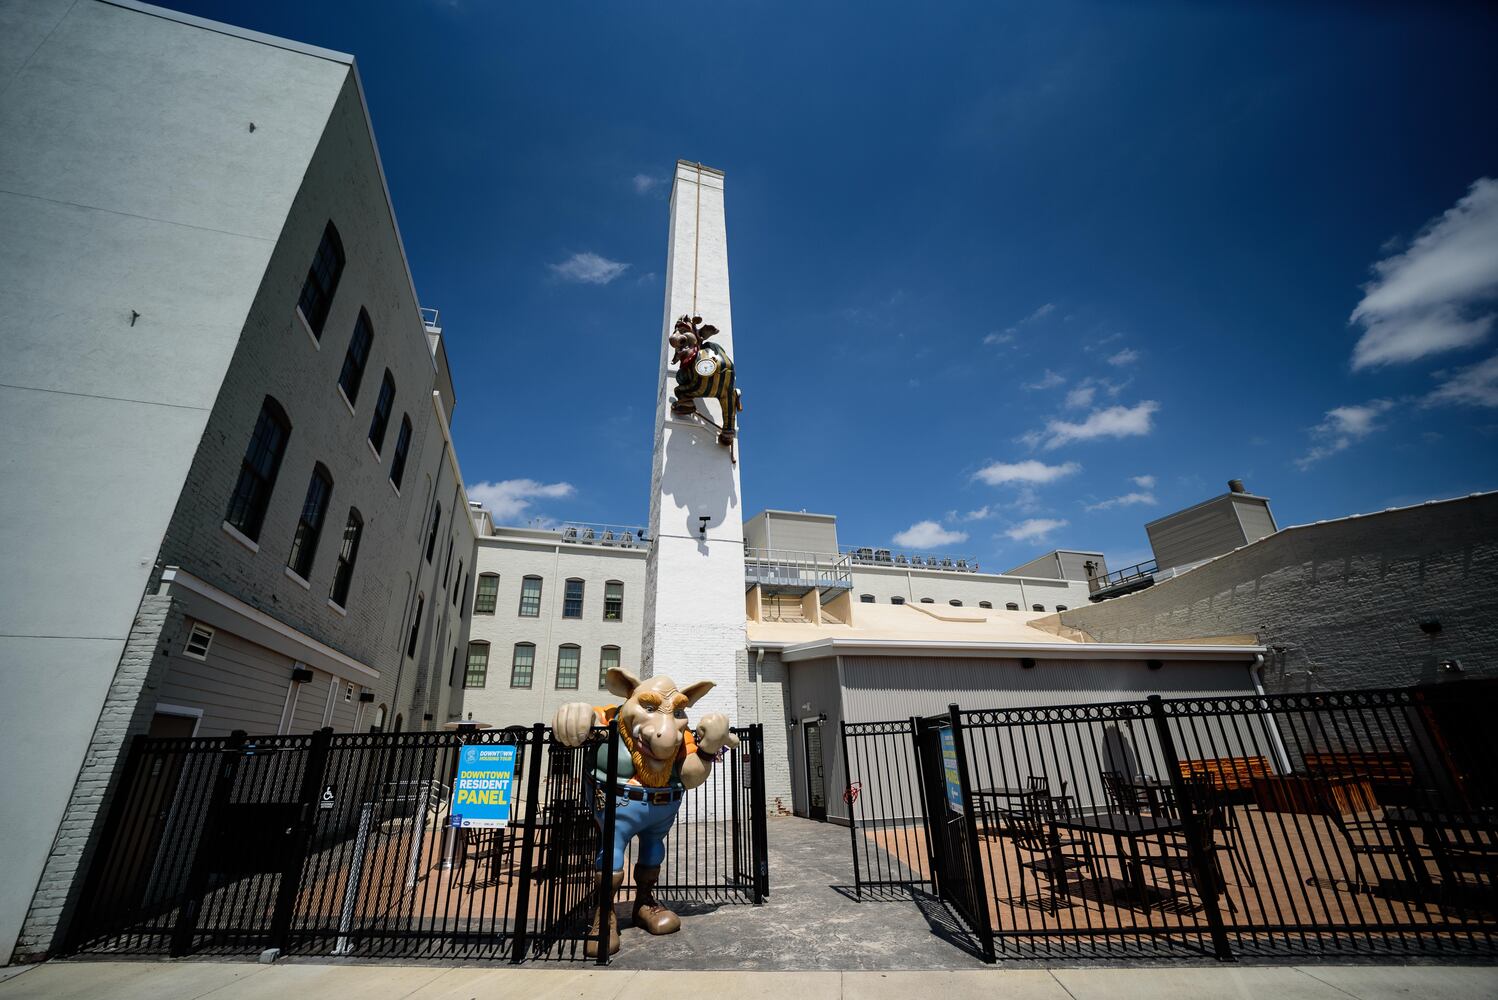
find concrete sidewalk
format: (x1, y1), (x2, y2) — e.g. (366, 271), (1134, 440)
(0, 962), (1494, 1000)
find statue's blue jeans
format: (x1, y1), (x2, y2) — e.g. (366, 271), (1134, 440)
(595, 791), (684, 871)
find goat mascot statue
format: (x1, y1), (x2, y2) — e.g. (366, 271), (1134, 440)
(668, 315), (741, 447)
(553, 669), (739, 955)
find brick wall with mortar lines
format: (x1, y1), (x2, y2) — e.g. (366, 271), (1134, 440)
(1056, 493), (1498, 693)
(740, 649), (794, 815)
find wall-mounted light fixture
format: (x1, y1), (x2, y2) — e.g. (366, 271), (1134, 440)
(698, 515), (712, 537)
(1419, 619), (1443, 635)
(1440, 659), (1463, 674)
(358, 691), (375, 703)
(1020, 657), (1036, 670)
(1147, 659), (1164, 671)
(290, 666), (314, 683)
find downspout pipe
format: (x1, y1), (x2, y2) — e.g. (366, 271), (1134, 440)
(1250, 652), (1292, 774)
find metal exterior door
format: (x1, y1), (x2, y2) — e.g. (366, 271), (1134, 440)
(805, 721), (827, 822)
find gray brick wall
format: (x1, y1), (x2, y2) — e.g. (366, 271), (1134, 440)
(1057, 493), (1498, 694)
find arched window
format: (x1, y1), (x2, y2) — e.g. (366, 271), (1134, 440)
(370, 703), (386, 733)
(329, 507), (363, 607)
(287, 462), (333, 580)
(511, 643), (535, 688)
(224, 396), (291, 542)
(393, 713), (403, 733)
(425, 502), (442, 562)
(919, 597), (934, 604)
(1056, 604), (1068, 612)
(859, 594), (875, 603)
(464, 641), (490, 688)
(337, 310), (373, 405)
(563, 578), (584, 619)
(604, 581), (624, 620)
(1032, 604), (1045, 612)
(949, 599), (963, 607)
(891, 596), (905, 605)
(297, 220), (344, 337)
(599, 645), (620, 688)
(406, 593), (424, 658)
(474, 573), (499, 614)
(1005, 602), (1020, 611)
(519, 576), (542, 617)
(979, 601), (993, 609)
(389, 414), (412, 490)
(556, 644), (580, 689)
(368, 370), (396, 452)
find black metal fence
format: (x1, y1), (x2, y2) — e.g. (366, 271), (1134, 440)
(843, 681), (1497, 962)
(66, 723), (766, 963)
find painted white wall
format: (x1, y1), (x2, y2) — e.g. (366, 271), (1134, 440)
(642, 163), (746, 725)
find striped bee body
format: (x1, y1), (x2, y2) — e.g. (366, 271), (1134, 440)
(673, 342), (739, 444)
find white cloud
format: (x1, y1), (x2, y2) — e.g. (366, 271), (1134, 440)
(1004, 518), (1068, 542)
(1132, 474), (1156, 489)
(632, 173), (661, 195)
(1025, 303), (1056, 323)
(467, 478), (575, 521)
(974, 459), (1081, 485)
(1035, 400), (1160, 449)
(959, 505), (994, 521)
(1349, 177), (1498, 368)
(983, 331), (1015, 346)
(1294, 399), (1396, 469)
(550, 252), (629, 285)
(1064, 385), (1096, 409)
(892, 520), (969, 548)
(1424, 353), (1498, 408)
(1084, 491), (1157, 512)
(1106, 348), (1140, 367)
(1023, 369), (1066, 390)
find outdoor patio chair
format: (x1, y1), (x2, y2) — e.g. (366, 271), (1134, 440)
(1322, 794), (1422, 892)
(1009, 790), (1102, 915)
(1102, 770), (1149, 815)
(1135, 777), (1237, 913)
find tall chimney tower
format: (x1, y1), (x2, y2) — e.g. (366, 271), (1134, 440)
(641, 162), (745, 726)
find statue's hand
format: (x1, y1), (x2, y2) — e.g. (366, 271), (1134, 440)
(695, 713), (739, 755)
(552, 702), (596, 748)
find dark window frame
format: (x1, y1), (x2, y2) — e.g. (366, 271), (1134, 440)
(474, 573), (499, 614)
(224, 396), (291, 542)
(286, 463), (333, 580)
(425, 503), (442, 563)
(297, 221), (345, 337)
(519, 576), (542, 617)
(556, 644), (581, 689)
(603, 580), (624, 621)
(599, 645), (620, 688)
(405, 594), (424, 658)
(464, 641), (490, 689)
(368, 371), (396, 452)
(562, 578), (584, 619)
(337, 310), (374, 405)
(329, 507), (363, 608)
(510, 643), (535, 688)
(389, 415), (412, 490)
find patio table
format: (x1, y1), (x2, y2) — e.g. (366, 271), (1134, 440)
(1050, 812), (1185, 902)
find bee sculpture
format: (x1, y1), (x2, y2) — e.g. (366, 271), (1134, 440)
(667, 315), (741, 446)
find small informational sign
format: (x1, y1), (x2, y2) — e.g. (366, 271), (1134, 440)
(450, 744), (517, 829)
(319, 784), (336, 810)
(939, 725), (964, 814)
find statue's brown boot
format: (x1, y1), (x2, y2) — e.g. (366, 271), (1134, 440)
(584, 869), (624, 957)
(632, 864), (680, 935)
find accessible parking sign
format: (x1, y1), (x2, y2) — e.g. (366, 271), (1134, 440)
(450, 745), (517, 829)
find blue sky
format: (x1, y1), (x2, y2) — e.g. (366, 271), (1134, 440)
(167, 1), (1498, 570)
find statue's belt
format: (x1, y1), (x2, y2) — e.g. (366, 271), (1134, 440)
(591, 781), (685, 810)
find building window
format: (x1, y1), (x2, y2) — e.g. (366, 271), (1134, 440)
(452, 560), (464, 606)
(519, 576), (542, 617)
(368, 371), (396, 452)
(337, 310), (374, 405)
(389, 415), (412, 490)
(371, 704), (386, 733)
(443, 539), (455, 589)
(919, 597), (934, 604)
(297, 220), (344, 337)
(345, 681), (354, 702)
(474, 574), (499, 614)
(949, 599), (963, 607)
(1056, 604), (1068, 612)
(511, 643), (535, 688)
(859, 594), (875, 603)
(563, 578), (584, 619)
(599, 645), (620, 688)
(448, 647), (459, 687)
(286, 464), (333, 580)
(464, 641), (490, 688)
(891, 596), (905, 605)
(183, 622), (214, 660)
(328, 508), (363, 608)
(425, 503), (442, 563)
(1032, 604), (1044, 612)
(1006, 602), (1020, 611)
(406, 594), (423, 658)
(603, 581), (624, 621)
(556, 644), (580, 689)
(979, 601), (992, 609)
(224, 396), (291, 542)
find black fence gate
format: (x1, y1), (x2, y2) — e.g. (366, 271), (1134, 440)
(66, 723), (766, 963)
(844, 681), (1498, 962)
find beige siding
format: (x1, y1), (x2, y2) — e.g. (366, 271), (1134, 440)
(1147, 495), (1247, 570)
(1234, 497), (1277, 544)
(154, 627), (290, 737)
(785, 659), (844, 821)
(1005, 552), (1062, 579)
(1057, 551), (1106, 583)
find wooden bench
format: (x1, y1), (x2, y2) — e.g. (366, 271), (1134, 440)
(1301, 751), (1415, 783)
(1177, 755), (1271, 793)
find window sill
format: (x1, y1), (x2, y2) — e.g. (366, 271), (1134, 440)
(336, 384), (356, 417)
(327, 598), (348, 617)
(221, 521), (260, 554)
(284, 566), (312, 590)
(389, 478), (402, 498)
(296, 306), (322, 350)
(367, 438), (383, 463)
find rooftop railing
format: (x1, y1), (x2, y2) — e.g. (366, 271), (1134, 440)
(841, 545), (980, 573)
(419, 307), (440, 330)
(744, 547), (852, 593)
(560, 521), (646, 548)
(1087, 558), (1157, 593)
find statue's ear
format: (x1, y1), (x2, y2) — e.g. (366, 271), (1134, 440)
(680, 680), (715, 708)
(605, 668), (641, 699)
(699, 324), (719, 341)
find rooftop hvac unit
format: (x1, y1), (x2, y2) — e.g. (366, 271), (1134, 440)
(895, 554), (908, 566)
(601, 530), (615, 544)
(563, 526), (578, 542)
(875, 549), (892, 563)
(581, 528), (595, 543)
(956, 559), (968, 570)
(940, 557), (954, 569)
(619, 534), (633, 548)
(908, 555), (924, 567)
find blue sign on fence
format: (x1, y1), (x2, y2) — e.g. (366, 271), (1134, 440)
(938, 725), (964, 814)
(450, 745), (517, 829)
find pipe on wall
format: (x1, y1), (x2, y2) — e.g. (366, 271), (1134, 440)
(1249, 652), (1293, 773)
